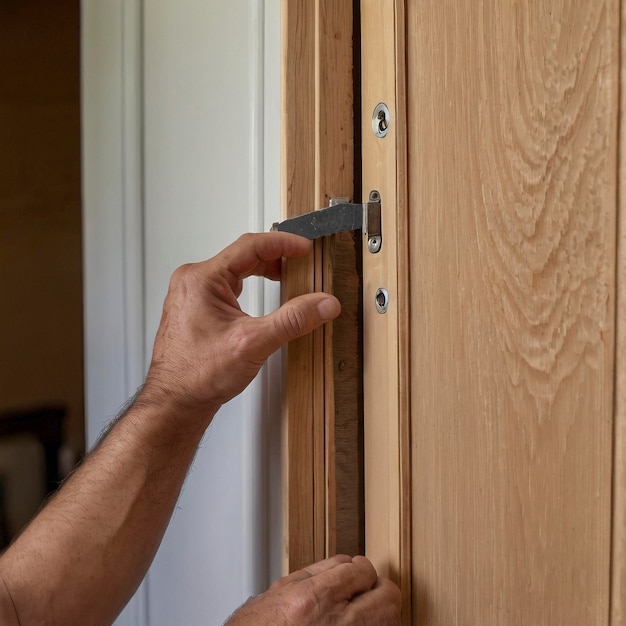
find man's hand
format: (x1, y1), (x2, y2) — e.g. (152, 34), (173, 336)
(228, 555), (402, 625)
(0, 232), (342, 626)
(143, 232), (341, 418)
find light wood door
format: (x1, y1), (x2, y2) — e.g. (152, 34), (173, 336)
(361, 0), (623, 624)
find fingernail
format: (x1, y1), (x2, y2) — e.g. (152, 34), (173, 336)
(316, 297), (340, 320)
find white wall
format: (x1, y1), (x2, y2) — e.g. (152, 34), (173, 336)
(82, 2), (282, 624)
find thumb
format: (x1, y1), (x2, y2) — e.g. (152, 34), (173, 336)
(257, 293), (341, 357)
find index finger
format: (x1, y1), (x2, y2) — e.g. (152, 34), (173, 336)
(272, 555), (353, 589)
(305, 555), (378, 601)
(217, 232), (313, 280)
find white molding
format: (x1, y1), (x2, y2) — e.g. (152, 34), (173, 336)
(242, 0), (283, 594)
(120, 2), (149, 621)
(81, 0), (145, 443)
(121, 0), (146, 403)
(262, 0), (284, 587)
(241, 0), (267, 597)
(81, 1), (147, 623)
(82, 0), (126, 445)
(83, 1), (282, 621)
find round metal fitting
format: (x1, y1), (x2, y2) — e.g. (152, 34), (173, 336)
(375, 288), (389, 314)
(372, 103), (390, 138)
(368, 236), (382, 254)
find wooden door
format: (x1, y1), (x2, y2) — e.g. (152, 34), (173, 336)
(282, 1), (625, 624)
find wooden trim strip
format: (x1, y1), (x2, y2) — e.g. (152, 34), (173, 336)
(361, 2), (411, 621)
(316, 0), (360, 560)
(282, 0), (357, 573)
(281, 0), (318, 573)
(611, 0), (626, 620)
(393, 1), (412, 619)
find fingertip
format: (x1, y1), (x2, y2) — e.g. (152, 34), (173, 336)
(352, 555), (375, 569)
(271, 231), (313, 257)
(329, 554), (353, 566)
(349, 555), (378, 588)
(223, 232), (313, 277)
(316, 295), (341, 321)
(296, 554), (352, 579)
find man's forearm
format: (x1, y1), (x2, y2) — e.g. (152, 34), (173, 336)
(0, 233), (347, 624)
(0, 391), (215, 625)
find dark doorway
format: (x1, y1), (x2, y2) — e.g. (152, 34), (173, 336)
(0, 0), (83, 549)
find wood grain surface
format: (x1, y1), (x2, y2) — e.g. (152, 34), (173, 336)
(360, 3), (413, 619)
(282, 0), (318, 573)
(612, 1), (626, 622)
(326, 232), (365, 557)
(281, 0), (360, 572)
(316, 0), (360, 559)
(405, 1), (619, 624)
(361, 2), (412, 617)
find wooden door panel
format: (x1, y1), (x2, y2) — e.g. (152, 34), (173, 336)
(406, 2), (618, 624)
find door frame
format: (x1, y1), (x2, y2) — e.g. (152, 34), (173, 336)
(280, 0), (359, 571)
(280, 1), (412, 619)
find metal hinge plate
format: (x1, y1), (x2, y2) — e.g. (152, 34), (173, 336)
(271, 190), (382, 253)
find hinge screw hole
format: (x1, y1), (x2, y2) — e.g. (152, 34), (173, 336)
(372, 103), (390, 138)
(375, 288), (389, 314)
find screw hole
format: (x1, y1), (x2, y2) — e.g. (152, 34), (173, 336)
(375, 288), (389, 314)
(378, 111), (388, 132)
(372, 103), (390, 138)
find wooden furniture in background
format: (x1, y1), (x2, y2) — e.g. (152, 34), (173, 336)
(0, 405), (65, 548)
(0, 406), (65, 495)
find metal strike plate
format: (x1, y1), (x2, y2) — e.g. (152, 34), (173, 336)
(365, 190), (382, 253)
(271, 192), (382, 254)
